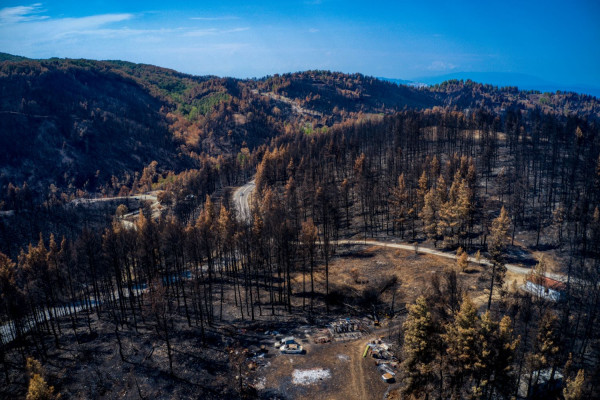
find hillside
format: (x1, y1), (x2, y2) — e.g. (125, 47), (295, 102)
(0, 60), (179, 192)
(255, 70), (436, 116)
(0, 59), (437, 198)
(429, 79), (600, 118)
(1, 54), (599, 201)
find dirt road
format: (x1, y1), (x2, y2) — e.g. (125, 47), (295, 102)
(233, 180), (255, 223)
(330, 239), (561, 280)
(70, 192), (163, 229)
(349, 339), (369, 400)
(251, 90), (323, 118)
(231, 180), (563, 282)
(69, 193), (159, 206)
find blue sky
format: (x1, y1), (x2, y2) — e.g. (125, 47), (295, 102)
(0, 1), (599, 89)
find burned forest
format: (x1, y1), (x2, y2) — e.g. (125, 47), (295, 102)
(1, 57), (600, 400)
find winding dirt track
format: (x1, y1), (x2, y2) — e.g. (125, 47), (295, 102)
(232, 181), (567, 282)
(233, 180), (255, 223)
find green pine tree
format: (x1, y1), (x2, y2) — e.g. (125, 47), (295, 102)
(444, 296), (479, 396)
(402, 296), (439, 397)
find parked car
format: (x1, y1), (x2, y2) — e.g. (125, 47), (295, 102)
(279, 337), (303, 354)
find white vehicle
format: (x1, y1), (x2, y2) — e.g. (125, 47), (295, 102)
(279, 337), (303, 354)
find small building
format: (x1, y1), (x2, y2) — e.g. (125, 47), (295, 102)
(524, 275), (566, 301)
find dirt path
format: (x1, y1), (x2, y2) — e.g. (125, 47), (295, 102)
(349, 339), (369, 400)
(232, 180), (255, 223)
(231, 180), (568, 285)
(251, 90), (323, 118)
(231, 180), (550, 281)
(69, 193), (159, 206)
(69, 192), (163, 230)
(332, 239), (566, 282)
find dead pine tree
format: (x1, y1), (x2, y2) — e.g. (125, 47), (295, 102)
(300, 219), (318, 315)
(149, 278), (174, 376)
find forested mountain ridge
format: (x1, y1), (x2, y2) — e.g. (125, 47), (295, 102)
(429, 79), (600, 118)
(1, 54), (599, 200)
(254, 70), (438, 117)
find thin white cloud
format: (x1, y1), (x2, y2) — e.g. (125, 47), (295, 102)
(159, 43), (249, 53)
(183, 27), (249, 37)
(308, 28), (319, 33)
(0, 5), (254, 71)
(52, 13), (134, 33)
(57, 27), (173, 39)
(224, 27), (249, 34)
(0, 3), (48, 23)
(0, 4), (244, 41)
(427, 61), (457, 71)
(183, 28), (218, 37)
(0, 8), (135, 45)
(190, 16), (240, 21)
